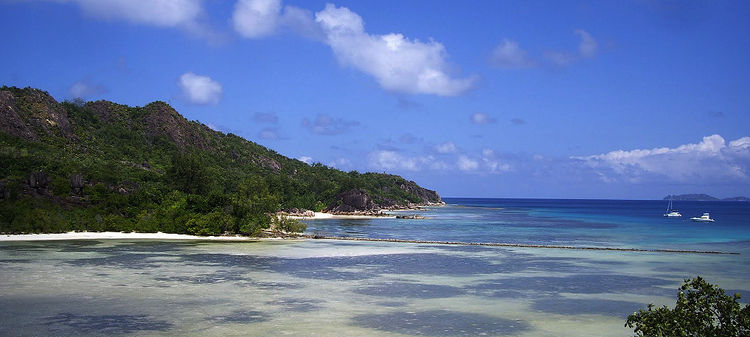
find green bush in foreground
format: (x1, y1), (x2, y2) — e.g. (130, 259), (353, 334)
(271, 215), (306, 234)
(626, 276), (750, 337)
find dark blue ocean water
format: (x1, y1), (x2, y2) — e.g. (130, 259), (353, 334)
(304, 198), (750, 252)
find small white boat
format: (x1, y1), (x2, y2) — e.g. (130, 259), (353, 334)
(691, 213), (715, 222)
(663, 197), (682, 217)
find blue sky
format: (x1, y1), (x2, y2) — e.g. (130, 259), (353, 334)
(2, 0), (750, 199)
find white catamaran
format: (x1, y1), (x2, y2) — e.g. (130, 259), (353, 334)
(663, 197), (682, 217)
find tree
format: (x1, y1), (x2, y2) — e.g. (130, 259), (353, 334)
(231, 176), (279, 235)
(271, 214), (306, 234)
(626, 276), (750, 337)
(166, 151), (212, 195)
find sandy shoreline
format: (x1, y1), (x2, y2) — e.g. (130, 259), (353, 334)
(288, 212), (396, 220)
(0, 212), (397, 242)
(0, 231), (278, 242)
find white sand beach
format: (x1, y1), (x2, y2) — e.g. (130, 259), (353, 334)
(289, 212), (396, 220)
(0, 231), (271, 242)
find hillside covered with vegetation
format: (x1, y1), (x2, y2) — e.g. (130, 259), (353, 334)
(0, 86), (441, 235)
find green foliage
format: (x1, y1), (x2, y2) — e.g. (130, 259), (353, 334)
(0, 87), (439, 236)
(231, 176), (279, 235)
(626, 276), (750, 337)
(185, 210), (233, 236)
(166, 151), (212, 195)
(50, 176), (71, 196)
(271, 215), (306, 233)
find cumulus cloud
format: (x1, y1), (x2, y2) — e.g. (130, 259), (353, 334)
(178, 72), (223, 105)
(60, 0), (203, 27)
(481, 149), (512, 173)
(232, 0), (322, 39)
(68, 79), (106, 99)
(457, 155), (479, 171)
(368, 150), (420, 171)
(298, 156), (314, 164)
(435, 142), (457, 154)
(302, 114), (359, 135)
(314, 4), (475, 96)
(231, 1), (474, 95)
(470, 112), (496, 125)
(490, 39), (536, 69)
(232, 0), (281, 38)
(575, 135), (750, 183)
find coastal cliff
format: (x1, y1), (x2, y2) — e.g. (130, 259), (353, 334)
(0, 86), (441, 234)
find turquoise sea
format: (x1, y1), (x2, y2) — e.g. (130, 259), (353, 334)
(2, 198), (749, 336)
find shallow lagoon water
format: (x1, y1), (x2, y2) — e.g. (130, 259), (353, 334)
(2, 198), (749, 336)
(2, 239), (749, 337)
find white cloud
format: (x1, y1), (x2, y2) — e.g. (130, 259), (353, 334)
(457, 155), (479, 171)
(490, 39), (536, 69)
(178, 72), (222, 105)
(65, 0), (203, 27)
(575, 135), (750, 182)
(435, 142), (457, 154)
(575, 29), (597, 58)
(298, 156), (313, 164)
(328, 158), (352, 169)
(470, 112), (496, 125)
(368, 150), (420, 171)
(481, 149), (511, 173)
(315, 4), (475, 96)
(232, 0), (281, 38)
(68, 79), (106, 98)
(232, 0), (322, 39)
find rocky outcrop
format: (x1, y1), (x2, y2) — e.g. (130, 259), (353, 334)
(85, 100), (131, 124)
(252, 154), (281, 172)
(142, 101), (207, 149)
(397, 180), (442, 204)
(325, 189), (378, 214)
(280, 208), (315, 217)
(0, 90), (37, 140)
(0, 88), (74, 141)
(28, 171), (50, 196)
(70, 173), (85, 196)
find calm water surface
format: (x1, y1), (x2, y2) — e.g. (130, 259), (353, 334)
(1, 198), (749, 336)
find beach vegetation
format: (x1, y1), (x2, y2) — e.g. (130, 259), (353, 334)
(271, 214), (306, 234)
(626, 276), (750, 337)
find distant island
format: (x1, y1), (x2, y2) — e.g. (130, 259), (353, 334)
(663, 194), (750, 202)
(0, 86), (442, 235)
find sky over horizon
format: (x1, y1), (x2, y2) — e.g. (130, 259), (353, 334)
(2, 0), (750, 199)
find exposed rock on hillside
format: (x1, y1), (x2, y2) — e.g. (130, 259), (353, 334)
(325, 189), (378, 213)
(142, 101), (207, 149)
(0, 88), (74, 140)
